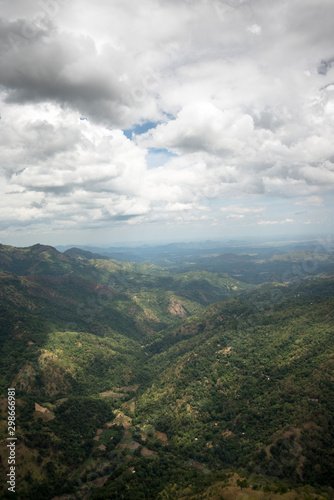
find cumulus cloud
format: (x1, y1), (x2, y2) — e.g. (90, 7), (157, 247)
(0, 0), (333, 243)
(136, 103), (254, 154)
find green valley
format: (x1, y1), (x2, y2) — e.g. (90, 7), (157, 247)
(0, 242), (333, 499)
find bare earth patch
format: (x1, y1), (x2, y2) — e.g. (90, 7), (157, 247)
(112, 411), (132, 429)
(155, 431), (168, 444)
(168, 298), (187, 318)
(119, 440), (140, 451)
(141, 447), (156, 456)
(99, 390), (125, 398)
(222, 430), (233, 438)
(34, 403), (55, 421)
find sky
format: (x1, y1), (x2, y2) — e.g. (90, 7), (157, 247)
(0, 0), (333, 247)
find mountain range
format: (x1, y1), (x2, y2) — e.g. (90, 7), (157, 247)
(0, 242), (333, 499)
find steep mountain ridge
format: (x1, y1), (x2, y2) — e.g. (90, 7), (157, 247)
(0, 243), (333, 499)
(0, 244), (253, 397)
(0, 243), (73, 276)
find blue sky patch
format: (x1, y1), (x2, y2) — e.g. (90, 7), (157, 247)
(146, 148), (178, 169)
(123, 121), (159, 140)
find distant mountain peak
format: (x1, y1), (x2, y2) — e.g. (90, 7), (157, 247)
(64, 247), (111, 260)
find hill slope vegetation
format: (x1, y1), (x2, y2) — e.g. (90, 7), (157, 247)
(0, 243), (333, 499)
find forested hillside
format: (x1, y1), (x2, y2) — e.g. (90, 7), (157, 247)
(0, 244), (333, 499)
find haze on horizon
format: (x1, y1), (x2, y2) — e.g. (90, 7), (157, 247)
(0, 0), (333, 248)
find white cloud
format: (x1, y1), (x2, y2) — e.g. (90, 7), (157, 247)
(0, 0), (333, 243)
(247, 24), (261, 35)
(258, 218), (294, 225)
(137, 102), (255, 157)
(295, 196), (324, 207)
(220, 205), (264, 214)
(227, 214), (245, 219)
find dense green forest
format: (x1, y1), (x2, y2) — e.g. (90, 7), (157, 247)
(0, 242), (333, 499)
